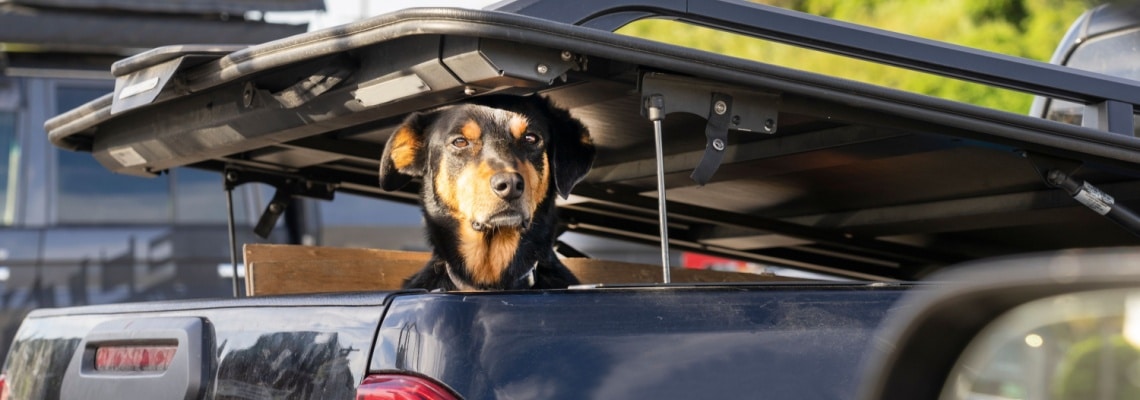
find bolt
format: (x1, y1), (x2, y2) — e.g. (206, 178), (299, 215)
(464, 87), (476, 96)
(1047, 170), (1065, 186)
(763, 118), (775, 132)
(731, 115), (741, 125)
(536, 64), (549, 75)
(714, 100), (727, 115)
(269, 202), (283, 214)
(225, 171), (239, 183)
(242, 83), (254, 108)
(712, 138), (725, 151)
(560, 51), (574, 61)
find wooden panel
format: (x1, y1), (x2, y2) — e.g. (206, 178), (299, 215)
(247, 260), (423, 296)
(244, 244), (805, 296)
(244, 244), (430, 296)
(244, 244), (431, 263)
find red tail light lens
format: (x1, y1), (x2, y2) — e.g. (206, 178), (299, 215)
(0, 373), (8, 400)
(356, 374), (459, 400)
(94, 345), (177, 372)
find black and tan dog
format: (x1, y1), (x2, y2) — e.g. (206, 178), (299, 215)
(378, 95), (595, 291)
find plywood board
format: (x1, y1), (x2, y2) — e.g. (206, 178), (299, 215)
(244, 244), (803, 296)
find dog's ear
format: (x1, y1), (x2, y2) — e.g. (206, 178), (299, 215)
(379, 111), (435, 191)
(542, 98), (595, 199)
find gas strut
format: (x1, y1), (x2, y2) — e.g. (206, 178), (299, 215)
(1046, 169), (1140, 237)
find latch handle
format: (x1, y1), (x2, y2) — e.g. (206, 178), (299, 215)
(691, 92), (733, 185)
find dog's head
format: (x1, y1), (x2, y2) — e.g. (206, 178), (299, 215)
(378, 95), (595, 233)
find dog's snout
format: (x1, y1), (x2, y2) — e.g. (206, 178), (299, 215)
(490, 172), (525, 200)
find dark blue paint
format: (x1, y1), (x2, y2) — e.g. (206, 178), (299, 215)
(373, 286), (907, 399)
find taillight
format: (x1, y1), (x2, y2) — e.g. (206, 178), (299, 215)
(0, 373), (8, 400)
(356, 374), (459, 400)
(93, 344), (177, 372)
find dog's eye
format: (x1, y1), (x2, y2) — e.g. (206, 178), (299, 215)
(451, 137), (469, 148)
(522, 133), (540, 145)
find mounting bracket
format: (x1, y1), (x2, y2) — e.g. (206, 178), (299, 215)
(223, 166), (336, 239)
(639, 72), (781, 185)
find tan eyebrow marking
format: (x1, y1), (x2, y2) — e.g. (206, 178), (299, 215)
(509, 115), (528, 139)
(461, 119), (482, 141)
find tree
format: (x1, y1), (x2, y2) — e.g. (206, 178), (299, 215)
(617, 0), (1090, 113)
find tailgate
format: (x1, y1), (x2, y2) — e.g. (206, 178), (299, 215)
(2, 291), (401, 400)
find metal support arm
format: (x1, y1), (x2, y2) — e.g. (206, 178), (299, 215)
(1045, 169), (1140, 237)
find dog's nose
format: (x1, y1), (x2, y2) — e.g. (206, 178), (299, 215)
(490, 172), (525, 200)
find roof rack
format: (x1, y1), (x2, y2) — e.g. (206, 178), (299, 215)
(492, 0), (1140, 281)
(492, 0), (1137, 134)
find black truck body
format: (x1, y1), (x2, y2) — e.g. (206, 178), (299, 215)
(6, 1), (1140, 399)
(8, 285), (905, 399)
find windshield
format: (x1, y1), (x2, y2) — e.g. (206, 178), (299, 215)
(1045, 28), (1140, 133)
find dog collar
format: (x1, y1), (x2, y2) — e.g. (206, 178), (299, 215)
(445, 261), (538, 290)
(445, 264), (478, 291)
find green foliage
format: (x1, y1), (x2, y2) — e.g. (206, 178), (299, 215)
(1052, 334), (1140, 399)
(616, 0), (1090, 114)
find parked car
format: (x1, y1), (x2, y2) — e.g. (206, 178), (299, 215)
(0, 0), (335, 363)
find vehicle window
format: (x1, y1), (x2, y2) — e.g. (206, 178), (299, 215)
(1044, 28), (1140, 134)
(55, 86), (172, 224)
(943, 288), (1140, 400)
(0, 112), (16, 226)
(174, 168), (251, 223)
(317, 193), (426, 250)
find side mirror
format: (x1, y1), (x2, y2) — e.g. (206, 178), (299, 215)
(859, 247), (1140, 400)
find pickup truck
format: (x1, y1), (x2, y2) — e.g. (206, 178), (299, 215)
(8, 1), (1140, 399)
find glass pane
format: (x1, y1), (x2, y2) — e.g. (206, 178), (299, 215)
(319, 193), (422, 226)
(56, 152), (171, 223)
(56, 87), (172, 224)
(1064, 29), (1140, 82)
(1045, 29), (1140, 134)
(174, 168), (248, 224)
(0, 112), (15, 225)
(943, 288), (1140, 400)
(317, 193), (425, 250)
